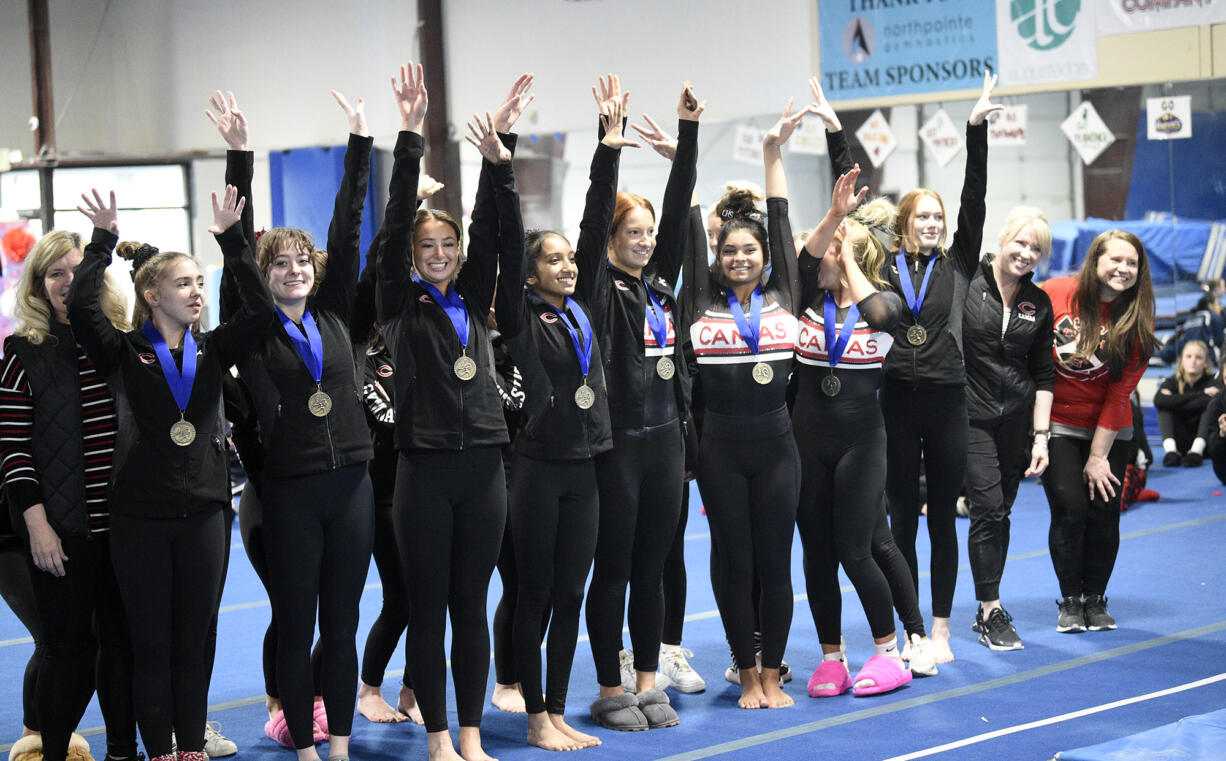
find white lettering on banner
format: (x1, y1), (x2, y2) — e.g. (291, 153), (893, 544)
(1098, 0), (1226, 35)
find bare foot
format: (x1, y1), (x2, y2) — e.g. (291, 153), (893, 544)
(737, 668), (767, 709)
(398, 686), (426, 725)
(458, 726), (497, 761)
(358, 683), (408, 723)
(929, 619), (955, 664)
(526, 713), (583, 751)
(266, 697), (282, 722)
(759, 668), (794, 708)
(491, 682), (526, 713)
(426, 730), (465, 761)
(549, 714), (600, 748)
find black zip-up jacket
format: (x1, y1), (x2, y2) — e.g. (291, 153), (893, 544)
(575, 120), (698, 430)
(222, 134), (375, 478)
(828, 122), (987, 389)
(376, 130), (519, 451)
(963, 256), (1055, 424)
(1154, 373), (1219, 418)
(68, 226), (276, 517)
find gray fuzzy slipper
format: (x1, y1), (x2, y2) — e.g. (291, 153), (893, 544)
(636, 688), (679, 729)
(590, 692), (649, 731)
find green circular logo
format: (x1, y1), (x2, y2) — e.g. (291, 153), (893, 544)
(1010, 0), (1081, 51)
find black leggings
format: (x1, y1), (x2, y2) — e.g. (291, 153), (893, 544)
(661, 485), (690, 646)
(109, 506), (226, 759)
(203, 506), (233, 691)
(0, 539), (41, 732)
(882, 385), (967, 619)
(588, 421), (683, 686)
(1042, 435), (1130, 598)
(697, 407), (799, 671)
(509, 454), (599, 715)
(262, 464), (373, 749)
(1158, 407), (1200, 454)
(793, 400), (895, 642)
(396, 447), (506, 733)
(966, 415), (1031, 602)
(29, 534), (135, 761)
(360, 491), (411, 690)
(238, 485), (323, 701)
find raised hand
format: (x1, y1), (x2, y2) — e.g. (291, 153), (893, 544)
(205, 90), (248, 150)
(969, 70), (1004, 126)
(592, 74), (623, 114)
(466, 112), (511, 165)
(764, 98), (813, 149)
(210, 185), (247, 233)
(493, 73), (535, 133)
(630, 113), (677, 161)
(332, 90), (369, 137)
(391, 62), (429, 134)
(77, 188), (118, 232)
(600, 90), (639, 151)
(831, 164), (869, 217)
(677, 81), (706, 121)
(418, 173), (445, 201)
(808, 76), (842, 132)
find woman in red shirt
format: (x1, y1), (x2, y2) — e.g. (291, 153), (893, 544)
(1041, 230), (1157, 633)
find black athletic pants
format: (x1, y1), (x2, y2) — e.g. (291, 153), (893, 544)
(661, 486), (690, 646)
(793, 398), (895, 642)
(0, 539), (41, 732)
(263, 464), (373, 749)
(1042, 435), (1129, 598)
(697, 407), (799, 671)
(1158, 407), (1200, 454)
(882, 385), (967, 619)
(109, 506), (226, 759)
(28, 534), (134, 761)
(588, 421), (683, 687)
(396, 447), (506, 733)
(966, 414), (1031, 603)
(360, 490), (411, 690)
(509, 454), (599, 715)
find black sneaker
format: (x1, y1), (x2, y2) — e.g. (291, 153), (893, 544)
(1163, 451), (1182, 467)
(1183, 452), (1204, 467)
(973, 606), (1024, 651)
(1057, 596), (1086, 633)
(1083, 595), (1117, 631)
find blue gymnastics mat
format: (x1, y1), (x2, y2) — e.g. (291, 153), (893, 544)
(1055, 705), (1226, 760)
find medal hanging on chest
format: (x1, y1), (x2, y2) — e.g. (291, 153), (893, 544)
(821, 293), (861, 397)
(142, 322), (198, 447)
(550, 298), (597, 410)
(728, 286), (772, 385)
(416, 278), (476, 382)
(896, 252), (936, 347)
(642, 279), (675, 380)
(277, 308), (332, 417)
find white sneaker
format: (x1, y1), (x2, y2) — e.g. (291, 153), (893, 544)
(618, 648), (672, 693)
(204, 722), (238, 758)
(659, 645), (706, 693)
(902, 633), (939, 678)
(724, 648), (791, 685)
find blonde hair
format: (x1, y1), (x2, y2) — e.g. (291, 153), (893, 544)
(13, 231), (128, 344)
(998, 206), (1052, 258)
(255, 228), (328, 297)
(834, 218), (889, 290)
(1175, 339), (1211, 393)
(117, 242), (197, 330)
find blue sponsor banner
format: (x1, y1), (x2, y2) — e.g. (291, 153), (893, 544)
(819, 0), (998, 100)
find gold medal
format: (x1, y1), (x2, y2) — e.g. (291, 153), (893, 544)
(574, 384), (596, 410)
(906, 324), (928, 346)
(170, 414), (196, 447)
(752, 361), (774, 385)
(655, 356), (675, 380)
(453, 354), (478, 381)
(821, 373), (842, 397)
(308, 386), (333, 417)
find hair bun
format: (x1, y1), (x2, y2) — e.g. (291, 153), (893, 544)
(116, 241), (160, 281)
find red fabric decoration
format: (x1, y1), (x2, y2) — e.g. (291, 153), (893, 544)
(2, 227), (35, 264)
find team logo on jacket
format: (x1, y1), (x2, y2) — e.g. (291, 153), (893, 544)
(377, 365), (393, 378)
(418, 294), (433, 304)
(540, 312), (558, 324)
(1017, 301), (1036, 316)
(1052, 315), (1106, 377)
(614, 279), (631, 292)
(138, 353), (157, 365)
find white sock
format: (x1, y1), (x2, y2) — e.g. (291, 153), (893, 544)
(823, 650), (846, 664)
(1137, 449), (1149, 468)
(875, 637), (902, 663)
(1163, 438), (1178, 453)
(1191, 437), (1207, 455)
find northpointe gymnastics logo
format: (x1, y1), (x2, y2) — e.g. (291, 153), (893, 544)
(1011, 0), (1081, 51)
(843, 17), (875, 64)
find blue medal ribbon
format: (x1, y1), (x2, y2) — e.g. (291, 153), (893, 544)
(276, 308), (324, 383)
(727, 286), (764, 355)
(642, 278), (669, 350)
(895, 251), (936, 322)
(549, 297), (594, 378)
(414, 276), (470, 349)
(141, 321), (197, 412)
(823, 293), (861, 369)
